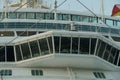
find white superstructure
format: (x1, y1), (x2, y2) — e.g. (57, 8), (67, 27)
(0, 0), (119, 80)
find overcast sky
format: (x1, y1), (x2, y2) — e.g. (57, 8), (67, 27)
(0, 0), (119, 16)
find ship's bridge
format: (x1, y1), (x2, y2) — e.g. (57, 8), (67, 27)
(13, 31), (120, 70)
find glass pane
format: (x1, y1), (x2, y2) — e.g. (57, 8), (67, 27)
(8, 13), (17, 19)
(62, 14), (69, 20)
(47, 37), (53, 53)
(106, 19), (113, 26)
(80, 38), (89, 54)
(91, 39), (96, 55)
(82, 25), (90, 31)
(103, 45), (111, 60)
(117, 21), (120, 26)
(21, 43), (31, 59)
(98, 41), (106, 58)
(17, 12), (26, 19)
(100, 27), (109, 33)
(82, 16), (89, 22)
(29, 41), (40, 57)
(0, 46), (5, 61)
(90, 17), (97, 23)
(36, 13), (44, 19)
(71, 15), (81, 21)
(114, 50), (119, 65)
(26, 12), (35, 19)
(6, 46), (15, 61)
(15, 45), (22, 61)
(60, 37), (71, 53)
(57, 14), (62, 20)
(44, 13), (54, 20)
(54, 36), (60, 53)
(72, 37), (78, 54)
(39, 38), (49, 55)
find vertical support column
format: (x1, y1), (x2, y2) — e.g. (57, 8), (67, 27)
(117, 52), (120, 66)
(94, 38), (99, 56)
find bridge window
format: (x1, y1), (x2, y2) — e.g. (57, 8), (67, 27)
(6, 46), (15, 61)
(91, 39), (97, 55)
(71, 37), (79, 54)
(60, 37), (71, 53)
(15, 45), (22, 61)
(96, 41), (106, 58)
(29, 40), (40, 57)
(0, 46), (5, 62)
(21, 43), (31, 59)
(31, 70), (43, 76)
(54, 36), (60, 53)
(79, 38), (89, 54)
(38, 38), (49, 55)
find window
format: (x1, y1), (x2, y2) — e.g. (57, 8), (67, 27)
(8, 13), (17, 19)
(44, 13), (54, 20)
(106, 19), (113, 26)
(29, 40), (40, 57)
(38, 38), (49, 55)
(60, 37), (71, 53)
(0, 46), (5, 62)
(15, 45), (22, 61)
(31, 70), (43, 76)
(93, 72), (106, 79)
(17, 12), (26, 19)
(79, 38), (89, 54)
(26, 12), (35, 19)
(21, 43), (31, 59)
(71, 15), (81, 21)
(0, 70), (12, 76)
(36, 13), (44, 19)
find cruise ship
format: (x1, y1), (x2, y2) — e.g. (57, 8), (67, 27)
(0, 0), (120, 80)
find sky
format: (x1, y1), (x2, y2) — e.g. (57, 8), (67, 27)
(0, 0), (119, 16)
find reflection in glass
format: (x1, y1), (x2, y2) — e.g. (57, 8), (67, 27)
(47, 37), (53, 53)
(91, 39), (96, 54)
(60, 37), (71, 53)
(72, 37), (78, 54)
(80, 38), (89, 54)
(39, 38), (49, 55)
(21, 43), (31, 59)
(54, 36), (60, 53)
(30, 41), (40, 57)
(15, 45), (22, 61)
(0, 46), (5, 61)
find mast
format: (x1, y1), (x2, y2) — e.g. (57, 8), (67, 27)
(101, 0), (105, 22)
(4, 0), (8, 19)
